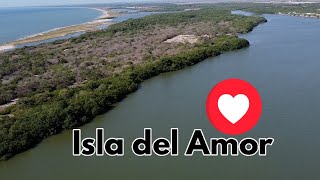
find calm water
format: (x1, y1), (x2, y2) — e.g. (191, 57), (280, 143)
(1, 14), (320, 179)
(0, 7), (101, 44)
(0, 7), (159, 47)
(112, 9), (163, 22)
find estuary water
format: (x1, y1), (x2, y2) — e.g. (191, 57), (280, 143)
(0, 7), (160, 48)
(1, 14), (320, 179)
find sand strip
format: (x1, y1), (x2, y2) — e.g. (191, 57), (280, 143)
(0, 8), (119, 51)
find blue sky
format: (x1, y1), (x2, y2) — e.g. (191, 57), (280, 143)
(0, 0), (269, 8)
(0, 0), (162, 7)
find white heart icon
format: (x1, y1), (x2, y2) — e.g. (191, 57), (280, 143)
(218, 94), (249, 124)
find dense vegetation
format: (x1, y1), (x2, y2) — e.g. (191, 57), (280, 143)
(142, 2), (320, 14)
(0, 7), (265, 160)
(0, 8), (265, 105)
(216, 3), (320, 14)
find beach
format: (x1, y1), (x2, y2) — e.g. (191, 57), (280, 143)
(0, 7), (119, 52)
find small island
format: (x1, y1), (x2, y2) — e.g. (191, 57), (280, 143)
(0, 4), (267, 160)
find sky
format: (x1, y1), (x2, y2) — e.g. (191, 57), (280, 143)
(1, 0), (316, 7)
(0, 0), (165, 8)
(0, 0), (264, 8)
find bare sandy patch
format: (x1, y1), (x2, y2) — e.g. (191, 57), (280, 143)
(0, 45), (16, 52)
(0, 98), (18, 112)
(165, 35), (199, 44)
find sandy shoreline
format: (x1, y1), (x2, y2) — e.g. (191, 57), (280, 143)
(0, 7), (119, 52)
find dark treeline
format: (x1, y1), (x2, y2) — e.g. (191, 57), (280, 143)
(229, 3), (320, 14)
(0, 7), (265, 160)
(145, 2), (320, 14)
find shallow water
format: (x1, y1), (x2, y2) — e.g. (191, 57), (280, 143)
(0, 7), (101, 44)
(0, 8), (159, 48)
(1, 14), (320, 179)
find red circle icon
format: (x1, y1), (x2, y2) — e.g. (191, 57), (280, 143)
(206, 78), (262, 135)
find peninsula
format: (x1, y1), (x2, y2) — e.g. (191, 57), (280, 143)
(0, 8), (119, 52)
